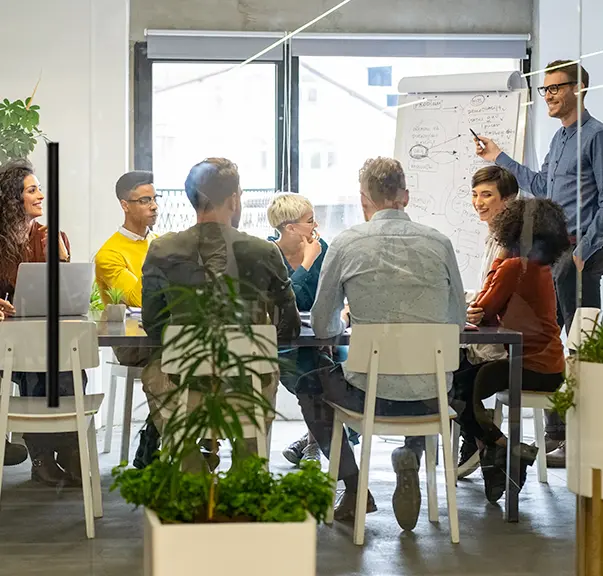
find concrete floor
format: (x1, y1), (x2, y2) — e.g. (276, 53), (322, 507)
(0, 421), (575, 576)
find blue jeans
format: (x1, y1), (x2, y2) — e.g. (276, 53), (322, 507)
(296, 359), (438, 480)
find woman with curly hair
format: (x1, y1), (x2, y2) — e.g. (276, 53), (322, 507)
(456, 197), (569, 504)
(0, 159), (80, 486)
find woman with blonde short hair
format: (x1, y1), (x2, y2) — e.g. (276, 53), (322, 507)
(267, 192), (328, 464)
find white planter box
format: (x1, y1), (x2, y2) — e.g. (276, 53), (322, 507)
(567, 361), (603, 498)
(103, 304), (126, 322)
(144, 508), (317, 576)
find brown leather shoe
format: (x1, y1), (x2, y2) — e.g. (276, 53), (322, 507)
(56, 449), (83, 487)
(333, 489), (377, 522)
(31, 456), (69, 487)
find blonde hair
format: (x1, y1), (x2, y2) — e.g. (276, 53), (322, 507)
(267, 193), (314, 230)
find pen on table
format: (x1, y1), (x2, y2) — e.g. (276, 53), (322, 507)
(470, 128), (486, 150)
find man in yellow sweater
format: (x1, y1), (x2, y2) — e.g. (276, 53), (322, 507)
(96, 170), (158, 307)
(95, 170), (160, 468)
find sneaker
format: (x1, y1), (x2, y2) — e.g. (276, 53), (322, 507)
(546, 441), (566, 469)
(333, 489), (378, 522)
(457, 439), (479, 479)
(4, 439), (27, 467)
(282, 433), (308, 466)
(133, 421), (161, 470)
(301, 439), (321, 462)
(391, 447), (421, 531)
(480, 444), (506, 504)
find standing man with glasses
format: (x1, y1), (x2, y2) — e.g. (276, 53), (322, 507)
(95, 171), (160, 468)
(474, 61), (603, 468)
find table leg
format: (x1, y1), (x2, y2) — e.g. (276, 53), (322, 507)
(506, 341), (522, 522)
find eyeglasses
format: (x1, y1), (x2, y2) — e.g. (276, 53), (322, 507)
(128, 194), (162, 206)
(537, 82), (576, 97)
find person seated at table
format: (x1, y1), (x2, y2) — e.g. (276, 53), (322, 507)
(141, 158), (301, 465)
(455, 198), (568, 504)
(454, 166), (517, 478)
(296, 157), (465, 531)
(0, 300), (29, 467)
(95, 170), (159, 469)
(0, 159), (82, 486)
(267, 192), (327, 465)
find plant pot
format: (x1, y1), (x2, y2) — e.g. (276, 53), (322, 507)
(567, 360), (603, 499)
(144, 508), (316, 576)
(103, 304), (126, 322)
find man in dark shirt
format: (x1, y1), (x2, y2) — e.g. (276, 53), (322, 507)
(140, 158), (300, 441)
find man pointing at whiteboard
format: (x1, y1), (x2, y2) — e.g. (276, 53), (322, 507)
(475, 60), (603, 467)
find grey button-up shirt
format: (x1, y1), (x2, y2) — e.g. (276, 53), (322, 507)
(310, 209), (466, 402)
(496, 110), (603, 262)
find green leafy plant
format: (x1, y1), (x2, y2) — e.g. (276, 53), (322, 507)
(112, 455), (333, 525)
(112, 273), (332, 525)
(574, 318), (603, 364)
(0, 85), (44, 164)
(89, 282), (105, 312)
(105, 286), (125, 305)
(550, 374), (576, 422)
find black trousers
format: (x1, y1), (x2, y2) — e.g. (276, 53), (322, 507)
(455, 359), (562, 446)
(547, 246), (603, 441)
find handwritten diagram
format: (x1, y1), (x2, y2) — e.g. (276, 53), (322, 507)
(395, 91), (521, 289)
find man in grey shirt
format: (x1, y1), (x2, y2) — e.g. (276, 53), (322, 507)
(297, 157), (465, 532)
(475, 60), (603, 466)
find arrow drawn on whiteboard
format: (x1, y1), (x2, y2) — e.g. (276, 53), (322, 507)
(431, 150), (457, 155)
(430, 134), (461, 150)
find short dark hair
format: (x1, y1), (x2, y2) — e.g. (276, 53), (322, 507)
(546, 60), (589, 97)
(490, 198), (570, 266)
(359, 157), (406, 203)
(472, 166), (519, 200)
(184, 158), (240, 211)
(115, 171), (154, 201)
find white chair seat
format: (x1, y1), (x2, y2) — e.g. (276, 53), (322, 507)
(496, 390), (552, 410)
(328, 402), (457, 426)
(8, 394), (104, 419)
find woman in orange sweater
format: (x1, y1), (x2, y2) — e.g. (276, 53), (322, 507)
(457, 198), (569, 503)
(0, 159), (80, 487)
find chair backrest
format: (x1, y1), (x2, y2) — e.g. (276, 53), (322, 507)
(0, 320), (99, 372)
(346, 323), (459, 376)
(161, 324), (278, 377)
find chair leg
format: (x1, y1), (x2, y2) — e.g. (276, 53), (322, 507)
(451, 422), (460, 486)
(326, 414), (344, 526)
(441, 428), (460, 544)
(426, 435), (439, 523)
(76, 414), (95, 539)
(103, 375), (117, 454)
(120, 371), (135, 464)
(88, 418), (103, 518)
(534, 408), (548, 483)
(494, 398), (503, 428)
(353, 429), (373, 546)
(0, 418), (8, 505)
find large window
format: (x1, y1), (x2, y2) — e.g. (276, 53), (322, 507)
(152, 61), (278, 236)
(298, 57), (520, 241)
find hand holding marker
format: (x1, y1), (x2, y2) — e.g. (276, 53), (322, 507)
(470, 128), (486, 150)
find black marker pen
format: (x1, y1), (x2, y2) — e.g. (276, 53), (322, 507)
(470, 128), (486, 150)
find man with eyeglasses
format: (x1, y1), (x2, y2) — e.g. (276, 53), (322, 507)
(95, 170), (161, 468)
(474, 60), (603, 468)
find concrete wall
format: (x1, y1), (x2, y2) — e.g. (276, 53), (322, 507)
(131, 0), (533, 41)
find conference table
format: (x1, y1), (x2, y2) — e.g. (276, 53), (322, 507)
(95, 317), (524, 523)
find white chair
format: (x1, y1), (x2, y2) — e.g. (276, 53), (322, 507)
(0, 321), (104, 539)
(102, 360), (144, 463)
(494, 391), (551, 483)
(161, 325), (278, 462)
(325, 324), (460, 546)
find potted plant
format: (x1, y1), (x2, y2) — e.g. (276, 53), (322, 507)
(111, 276), (333, 576)
(553, 315), (603, 498)
(0, 83), (43, 164)
(88, 281), (105, 320)
(103, 287), (126, 322)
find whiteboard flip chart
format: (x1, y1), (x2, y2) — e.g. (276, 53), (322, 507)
(394, 71), (528, 290)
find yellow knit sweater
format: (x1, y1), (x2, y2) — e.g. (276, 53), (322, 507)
(95, 230), (156, 307)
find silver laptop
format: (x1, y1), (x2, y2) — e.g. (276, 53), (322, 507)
(12, 263), (94, 317)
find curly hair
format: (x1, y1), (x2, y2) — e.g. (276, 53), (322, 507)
(490, 198), (570, 266)
(0, 159), (34, 282)
(359, 157), (406, 203)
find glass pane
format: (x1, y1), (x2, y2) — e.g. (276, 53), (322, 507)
(152, 62), (277, 237)
(298, 56), (520, 242)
